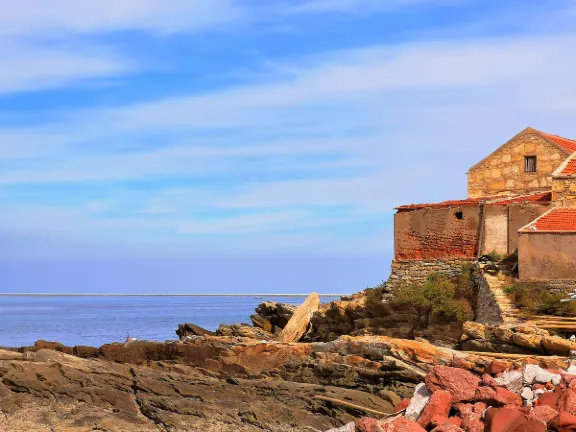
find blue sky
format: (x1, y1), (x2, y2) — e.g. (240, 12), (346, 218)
(2, 0), (576, 293)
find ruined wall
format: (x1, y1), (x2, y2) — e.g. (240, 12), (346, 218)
(482, 206), (508, 256)
(507, 204), (552, 253)
(552, 177), (576, 207)
(394, 206), (480, 260)
(473, 265), (504, 324)
(468, 132), (566, 198)
(519, 232), (576, 280)
(385, 258), (472, 291)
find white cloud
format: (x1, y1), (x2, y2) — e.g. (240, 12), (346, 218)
(0, 39), (131, 94)
(0, 0), (241, 36)
(284, 0), (466, 14)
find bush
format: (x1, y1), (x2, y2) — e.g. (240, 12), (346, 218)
(506, 282), (576, 317)
(394, 266), (475, 328)
(484, 251), (505, 262)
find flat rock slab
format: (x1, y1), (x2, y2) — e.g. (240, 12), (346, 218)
(279, 292), (320, 343)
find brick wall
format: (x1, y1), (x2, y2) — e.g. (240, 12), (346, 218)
(552, 177), (576, 207)
(468, 131), (566, 198)
(394, 206), (480, 260)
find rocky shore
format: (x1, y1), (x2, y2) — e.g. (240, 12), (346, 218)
(4, 286), (576, 431)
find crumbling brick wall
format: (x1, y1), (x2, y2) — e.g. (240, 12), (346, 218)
(468, 131), (566, 198)
(394, 206), (480, 260)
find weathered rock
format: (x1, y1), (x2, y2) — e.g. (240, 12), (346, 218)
(557, 388), (576, 415)
(485, 407), (545, 432)
(425, 366), (480, 402)
(417, 390), (452, 428)
(534, 368), (561, 385)
(356, 417), (381, 432)
(463, 322), (486, 340)
(405, 383), (431, 421)
(542, 335), (576, 356)
(379, 390), (402, 407)
(494, 370), (523, 394)
(216, 323), (275, 340)
(494, 387), (522, 406)
(529, 405), (558, 425)
(538, 391), (561, 409)
(176, 323), (216, 339)
(280, 292), (320, 343)
(455, 404), (484, 432)
(250, 314), (274, 333)
(550, 411), (576, 431)
(255, 301), (296, 330)
(381, 417), (426, 432)
(511, 333), (543, 352)
(431, 424), (465, 432)
(326, 423), (356, 432)
(487, 360), (511, 375)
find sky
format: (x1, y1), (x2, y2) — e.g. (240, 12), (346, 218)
(2, 0), (576, 294)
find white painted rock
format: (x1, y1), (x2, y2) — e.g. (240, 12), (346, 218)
(405, 383), (431, 421)
(568, 365), (576, 375)
(495, 371), (523, 394)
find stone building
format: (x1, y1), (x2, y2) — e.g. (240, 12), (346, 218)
(392, 127), (576, 285)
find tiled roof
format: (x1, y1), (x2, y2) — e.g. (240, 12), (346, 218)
(396, 192), (552, 211)
(522, 208), (576, 232)
(554, 152), (576, 177)
(541, 132), (576, 154)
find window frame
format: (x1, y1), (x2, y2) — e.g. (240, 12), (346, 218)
(524, 155), (537, 173)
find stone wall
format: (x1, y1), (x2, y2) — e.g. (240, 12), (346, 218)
(473, 265), (505, 324)
(385, 258), (472, 291)
(394, 206), (480, 260)
(552, 177), (576, 207)
(519, 232), (576, 280)
(468, 130), (567, 198)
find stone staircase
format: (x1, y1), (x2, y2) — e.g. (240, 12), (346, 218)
(475, 263), (522, 324)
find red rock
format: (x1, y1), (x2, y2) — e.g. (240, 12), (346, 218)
(546, 382), (555, 391)
(485, 407), (545, 432)
(562, 373), (576, 385)
(473, 403), (487, 415)
(481, 374), (498, 389)
(538, 391), (561, 409)
(395, 399), (411, 412)
(474, 387), (497, 405)
(550, 411), (576, 430)
(431, 416), (462, 428)
(558, 389), (576, 415)
(532, 383), (545, 391)
(488, 360), (511, 375)
(356, 417), (380, 432)
(418, 391), (453, 428)
(455, 405), (484, 432)
(381, 417), (426, 432)
(529, 405), (558, 425)
(425, 366), (480, 403)
(431, 424), (465, 432)
(495, 387), (523, 406)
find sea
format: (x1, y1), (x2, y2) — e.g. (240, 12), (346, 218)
(0, 295), (340, 348)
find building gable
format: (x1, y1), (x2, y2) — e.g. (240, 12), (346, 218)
(467, 127), (570, 198)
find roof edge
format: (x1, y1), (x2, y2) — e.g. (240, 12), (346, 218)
(517, 207), (555, 232)
(552, 151), (576, 178)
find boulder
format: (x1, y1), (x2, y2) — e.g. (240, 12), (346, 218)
(550, 411), (576, 431)
(494, 387), (522, 406)
(279, 293), (320, 343)
(425, 366), (480, 402)
(215, 324), (275, 340)
(463, 322), (486, 340)
(542, 336), (576, 356)
(511, 333), (543, 353)
(487, 360), (511, 375)
(557, 388), (576, 415)
(176, 323), (216, 339)
(417, 390), (452, 428)
(455, 404), (484, 432)
(537, 391), (561, 409)
(355, 418), (381, 432)
(250, 314), (274, 333)
(255, 301), (296, 330)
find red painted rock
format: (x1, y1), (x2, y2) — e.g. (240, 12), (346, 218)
(395, 399), (411, 412)
(558, 389), (576, 415)
(538, 391), (561, 409)
(485, 407), (545, 432)
(356, 417), (380, 432)
(550, 411), (576, 430)
(529, 405), (558, 425)
(488, 360), (511, 375)
(418, 390), (452, 428)
(381, 417), (426, 432)
(495, 387), (523, 406)
(425, 366), (480, 403)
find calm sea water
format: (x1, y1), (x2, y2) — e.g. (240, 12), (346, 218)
(0, 296), (338, 348)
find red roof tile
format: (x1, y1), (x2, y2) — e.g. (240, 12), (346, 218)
(555, 153), (576, 177)
(542, 132), (576, 154)
(523, 208), (576, 232)
(396, 192), (551, 211)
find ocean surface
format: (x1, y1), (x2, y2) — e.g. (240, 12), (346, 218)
(0, 295), (339, 348)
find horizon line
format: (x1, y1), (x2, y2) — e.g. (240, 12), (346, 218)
(0, 293), (343, 297)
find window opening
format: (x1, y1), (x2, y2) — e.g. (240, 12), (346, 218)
(525, 156), (537, 172)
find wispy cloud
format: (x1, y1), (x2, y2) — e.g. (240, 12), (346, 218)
(283, 0), (468, 14)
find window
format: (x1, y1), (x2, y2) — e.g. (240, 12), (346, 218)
(525, 156), (537, 172)
(454, 211), (464, 221)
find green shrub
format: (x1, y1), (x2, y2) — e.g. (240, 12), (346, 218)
(506, 282), (576, 317)
(484, 251), (505, 262)
(394, 267), (475, 328)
